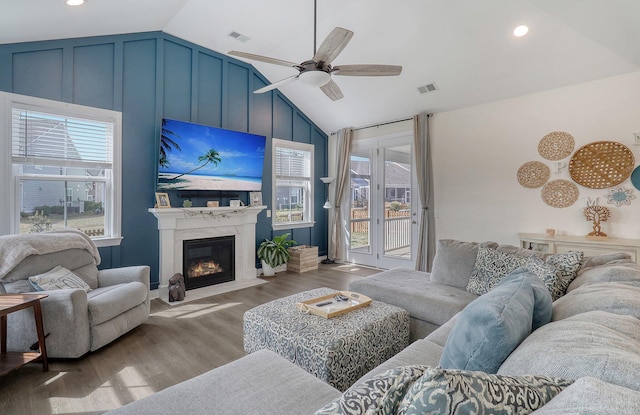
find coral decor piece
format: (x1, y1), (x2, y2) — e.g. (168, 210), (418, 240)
(605, 186), (636, 207)
(583, 205), (611, 237)
(538, 131), (575, 161)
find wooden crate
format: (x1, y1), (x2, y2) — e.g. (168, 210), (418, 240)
(287, 245), (318, 273)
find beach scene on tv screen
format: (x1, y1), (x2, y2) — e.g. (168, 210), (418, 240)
(158, 118), (266, 191)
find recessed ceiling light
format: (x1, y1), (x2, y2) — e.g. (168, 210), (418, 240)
(513, 25), (529, 37)
(66, 0), (85, 6)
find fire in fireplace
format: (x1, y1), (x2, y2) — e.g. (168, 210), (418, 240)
(183, 236), (235, 290)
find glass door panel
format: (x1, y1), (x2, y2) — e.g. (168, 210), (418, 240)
(349, 154), (372, 253)
(382, 145), (412, 260)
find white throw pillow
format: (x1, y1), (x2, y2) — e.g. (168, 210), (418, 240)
(29, 265), (91, 292)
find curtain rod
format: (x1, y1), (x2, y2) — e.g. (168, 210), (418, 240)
(330, 113), (433, 136)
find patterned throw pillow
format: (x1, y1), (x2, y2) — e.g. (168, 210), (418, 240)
(29, 265), (91, 292)
(466, 247), (529, 295)
(522, 256), (563, 301)
(315, 365), (428, 415)
(545, 251), (583, 298)
(397, 367), (573, 415)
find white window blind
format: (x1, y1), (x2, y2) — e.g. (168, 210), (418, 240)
(275, 147), (311, 180)
(11, 107), (113, 169)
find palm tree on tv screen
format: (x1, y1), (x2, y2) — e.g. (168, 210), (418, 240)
(159, 119), (181, 168)
(172, 149), (222, 180)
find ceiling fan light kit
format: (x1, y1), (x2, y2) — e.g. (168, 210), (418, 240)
(228, 1), (402, 100)
(299, 70), (331, 87)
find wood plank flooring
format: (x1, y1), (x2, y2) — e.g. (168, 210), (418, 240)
(0, 263), (380, 415)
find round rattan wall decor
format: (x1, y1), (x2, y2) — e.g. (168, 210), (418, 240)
(569, 141), (635, 189)
(541, 179), (579, 208)
(538, 131), (575, 161)
(517, 161), (550, 188)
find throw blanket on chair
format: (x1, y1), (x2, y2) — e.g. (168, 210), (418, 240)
(0, 229), (101, 280)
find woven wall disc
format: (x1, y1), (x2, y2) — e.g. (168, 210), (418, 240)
(538, 131), (575, 161)
(569, 141), (635, 189)
(541, 179), (579, 208)
(517, 161), (550, 188)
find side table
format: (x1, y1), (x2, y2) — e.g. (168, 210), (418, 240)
(0, 294), (49, 375)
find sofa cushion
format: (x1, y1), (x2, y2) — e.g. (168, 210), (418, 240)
(466, 247), (529, 295)
(29, 265), (91, 292)
(543, 251), (584, 299)
(348, 268), (477, 326)
(87, 281), (148, 325)
(553, 282), (640, 321)
(530, 377), (640, 415)
(467, 248), (583, 299)
(439, 273), (536, 373)
(429, 239), (498, 289)
(73, 263), (100, 289)
(315, 365), (427, 415)
(399, 367), (572, 415)
(568, 263), (640, 292)
(498, 311), (640, 390)
(107, 349), (341, 415)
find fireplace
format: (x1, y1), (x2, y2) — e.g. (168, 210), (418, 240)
(149, 205), (265, 304)
(183, 236), (235, 290)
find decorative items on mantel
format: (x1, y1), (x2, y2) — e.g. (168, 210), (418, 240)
(583, 205), (610, 238)
(518, 233), (640, 264)
(517, 130), (638, 238)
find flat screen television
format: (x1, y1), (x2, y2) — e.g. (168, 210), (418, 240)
(158, 118), (266, 191)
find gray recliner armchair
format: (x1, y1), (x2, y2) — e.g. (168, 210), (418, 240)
(0, 230), (150, 358)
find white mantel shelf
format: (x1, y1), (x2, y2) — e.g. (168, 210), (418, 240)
(149, 206), (266, 303)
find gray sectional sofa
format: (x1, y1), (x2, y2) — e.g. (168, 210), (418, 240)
(0, 230), (150, 358)
(108, 240), (640, 414)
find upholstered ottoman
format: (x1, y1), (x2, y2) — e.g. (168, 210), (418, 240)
(243, 287), (410, 391)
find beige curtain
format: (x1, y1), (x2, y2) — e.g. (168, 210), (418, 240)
(329, 128), (353, 261)
(413, 113), (436, 271)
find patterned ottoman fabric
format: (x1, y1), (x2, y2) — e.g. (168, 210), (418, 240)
(244, 287), (410, 391)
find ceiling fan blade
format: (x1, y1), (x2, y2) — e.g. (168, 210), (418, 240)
(320, 79), (344, 101)
(228, 51), (299, 68)
(253, 74), (299, 94)
(332, 64), (403, 76)
(313, 27), (354, 64)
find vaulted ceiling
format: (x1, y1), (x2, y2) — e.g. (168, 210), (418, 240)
(2, 0), (639, 134)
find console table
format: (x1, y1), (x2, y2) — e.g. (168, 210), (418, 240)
(0, 294), (49, 375)
(519, 233), (640, 264)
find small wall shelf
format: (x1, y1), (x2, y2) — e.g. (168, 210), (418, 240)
(518, 233), (640, 264)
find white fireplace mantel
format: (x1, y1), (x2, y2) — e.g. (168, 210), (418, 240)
(149, 206), (265, 303)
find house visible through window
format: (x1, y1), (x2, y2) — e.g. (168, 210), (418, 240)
(272, 138), (314, 229)
(1, 92), (122, 247)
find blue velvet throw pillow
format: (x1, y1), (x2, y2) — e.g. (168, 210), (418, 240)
(439, 273), (536, 373)
(502, 267), (553, 330)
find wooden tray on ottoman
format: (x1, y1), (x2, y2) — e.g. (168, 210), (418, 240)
(295, 290), (372, 318)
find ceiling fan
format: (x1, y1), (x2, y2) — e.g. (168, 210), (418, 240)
(228, 1), (402, 101)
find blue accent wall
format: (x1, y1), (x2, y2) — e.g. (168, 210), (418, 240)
(0, 31), (329, 289)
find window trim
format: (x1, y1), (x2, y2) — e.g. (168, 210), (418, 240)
(271, 138), (315, 230)
(0, 92), (122, 247)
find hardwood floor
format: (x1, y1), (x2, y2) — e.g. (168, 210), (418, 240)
(0, 263), (380, 415)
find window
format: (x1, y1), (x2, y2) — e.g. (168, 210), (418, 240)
(0, 92), (122, 247)
(272, 138), (314, 229)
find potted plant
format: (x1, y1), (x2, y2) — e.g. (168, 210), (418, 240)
(257, 233), (296, 277)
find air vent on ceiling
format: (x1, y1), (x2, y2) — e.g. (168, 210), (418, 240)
(418, 82), (438, 94)
(229, 31), (250, 42)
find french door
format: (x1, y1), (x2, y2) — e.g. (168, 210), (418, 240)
(347, 135), (418, 269)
